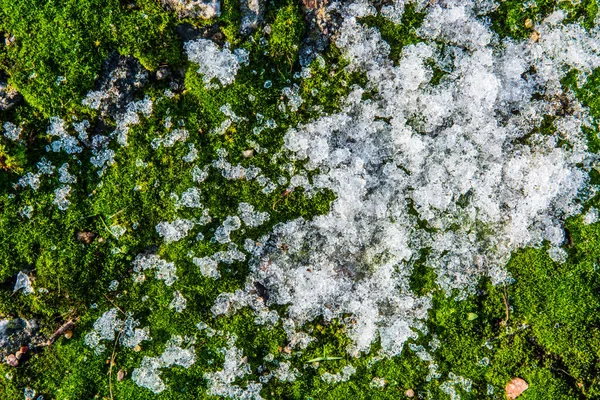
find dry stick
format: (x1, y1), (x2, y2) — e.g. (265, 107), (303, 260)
(43, 318), (79, 346)
(102, 294), (126, 399)
(502, 284), (510, 326)
(99, 216), (119, 240)
(108, 207), (128, 221)
(109, 328), (123, 400)
(104, 294), (126, 316)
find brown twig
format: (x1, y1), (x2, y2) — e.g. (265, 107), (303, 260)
(109, 328), (123, 400)
(104, 294), (126, 316)
(502, 284), (510, 326)
(44, 318), (79, 346)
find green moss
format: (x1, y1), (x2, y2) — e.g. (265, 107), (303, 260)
(0, 0), (182, 116)
(359, 4), (425, 63)
(268, 2), (305, 69)
(2, 1), (600, 399)
(491, 0), (598, 39)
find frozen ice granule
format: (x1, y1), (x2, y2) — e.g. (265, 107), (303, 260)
(14, 272), (34, 295)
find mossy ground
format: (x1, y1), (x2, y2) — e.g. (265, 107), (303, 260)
(1, 0), (600, 399)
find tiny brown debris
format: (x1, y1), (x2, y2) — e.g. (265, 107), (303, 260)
(64, 330), (73, 339)
(15, 346), (29, 360)
(46, 319), (77, 346)
(76, 231), (97, 244)
(506, 377), (529, 399)
(524, 18), (533, 29)
(530, 31), (540, 42)
(6, 354), (18, 367)
(4, 35), (15, 47)
(117, 369), (126, 381)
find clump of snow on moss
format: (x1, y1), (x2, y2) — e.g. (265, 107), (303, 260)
(132, 336), (196, 393)
(321, 365), (356, 384)
(169, 290), (187, 313)
(583, 207), (598, 224)
(216, 0), (600, 357)
(132, 253), (178, 286)
(156, 218), (195, 243)
(203, 335), (263, 399)
(184, 39), (249, 87)
(3, 121), (22, 140)
(53, 185), (72, 210)
(84, 308), (151, 354)
(238, 202), (270, 227)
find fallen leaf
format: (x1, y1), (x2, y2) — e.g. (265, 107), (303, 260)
(506, 377), (528, 399)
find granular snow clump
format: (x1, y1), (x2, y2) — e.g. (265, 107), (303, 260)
(3, 121), (22, 140)
(132, 253), (178, 286)
(84, 308), (151, 354)
(169, 290), (187, 313)
(156, 218), (195, 243)
(583, 207), (598, 224)
(203, 335), (264, 399)
(184, 39), (249, 87)
(214, 0), (600, 357)
(132, 335), (196, 393)
(13, 272), (34, 295)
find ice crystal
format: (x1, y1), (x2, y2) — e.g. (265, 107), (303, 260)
(58, 163), (77, 184)
(169, 290), (187, 313)
(151, 128), (189, 149)
(84, 308), (151, 354)
(194, 256), (220, 279)
(321, 365), (356, 384)
(132, 253), (178, 286)
(178, 187), (203, 208)
(583, 207), (598, 225)
(238, 202), (270, 227)
(53, 185), (71, 210)
(185, 39), (245, 87)
(36, 158), (55, 175)
(47, 117), (83, 154)
(213, 0), (600, 357)
(214, 216), (242, 244)
(156, 219), (195, 243)
(3, 121), (21, 140)
(132, 336), (196, 394)
(17, 172), (41, 191)
(182, 143), (199, 162)
(204, 336), (263, 399)
(20, 205), (33, 219)
(13, 272), (34, 295)
(192, 165), (210, 183)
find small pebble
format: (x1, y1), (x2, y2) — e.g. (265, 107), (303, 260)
(117, 369), (126, 381)
(6, 354), (18, 367)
